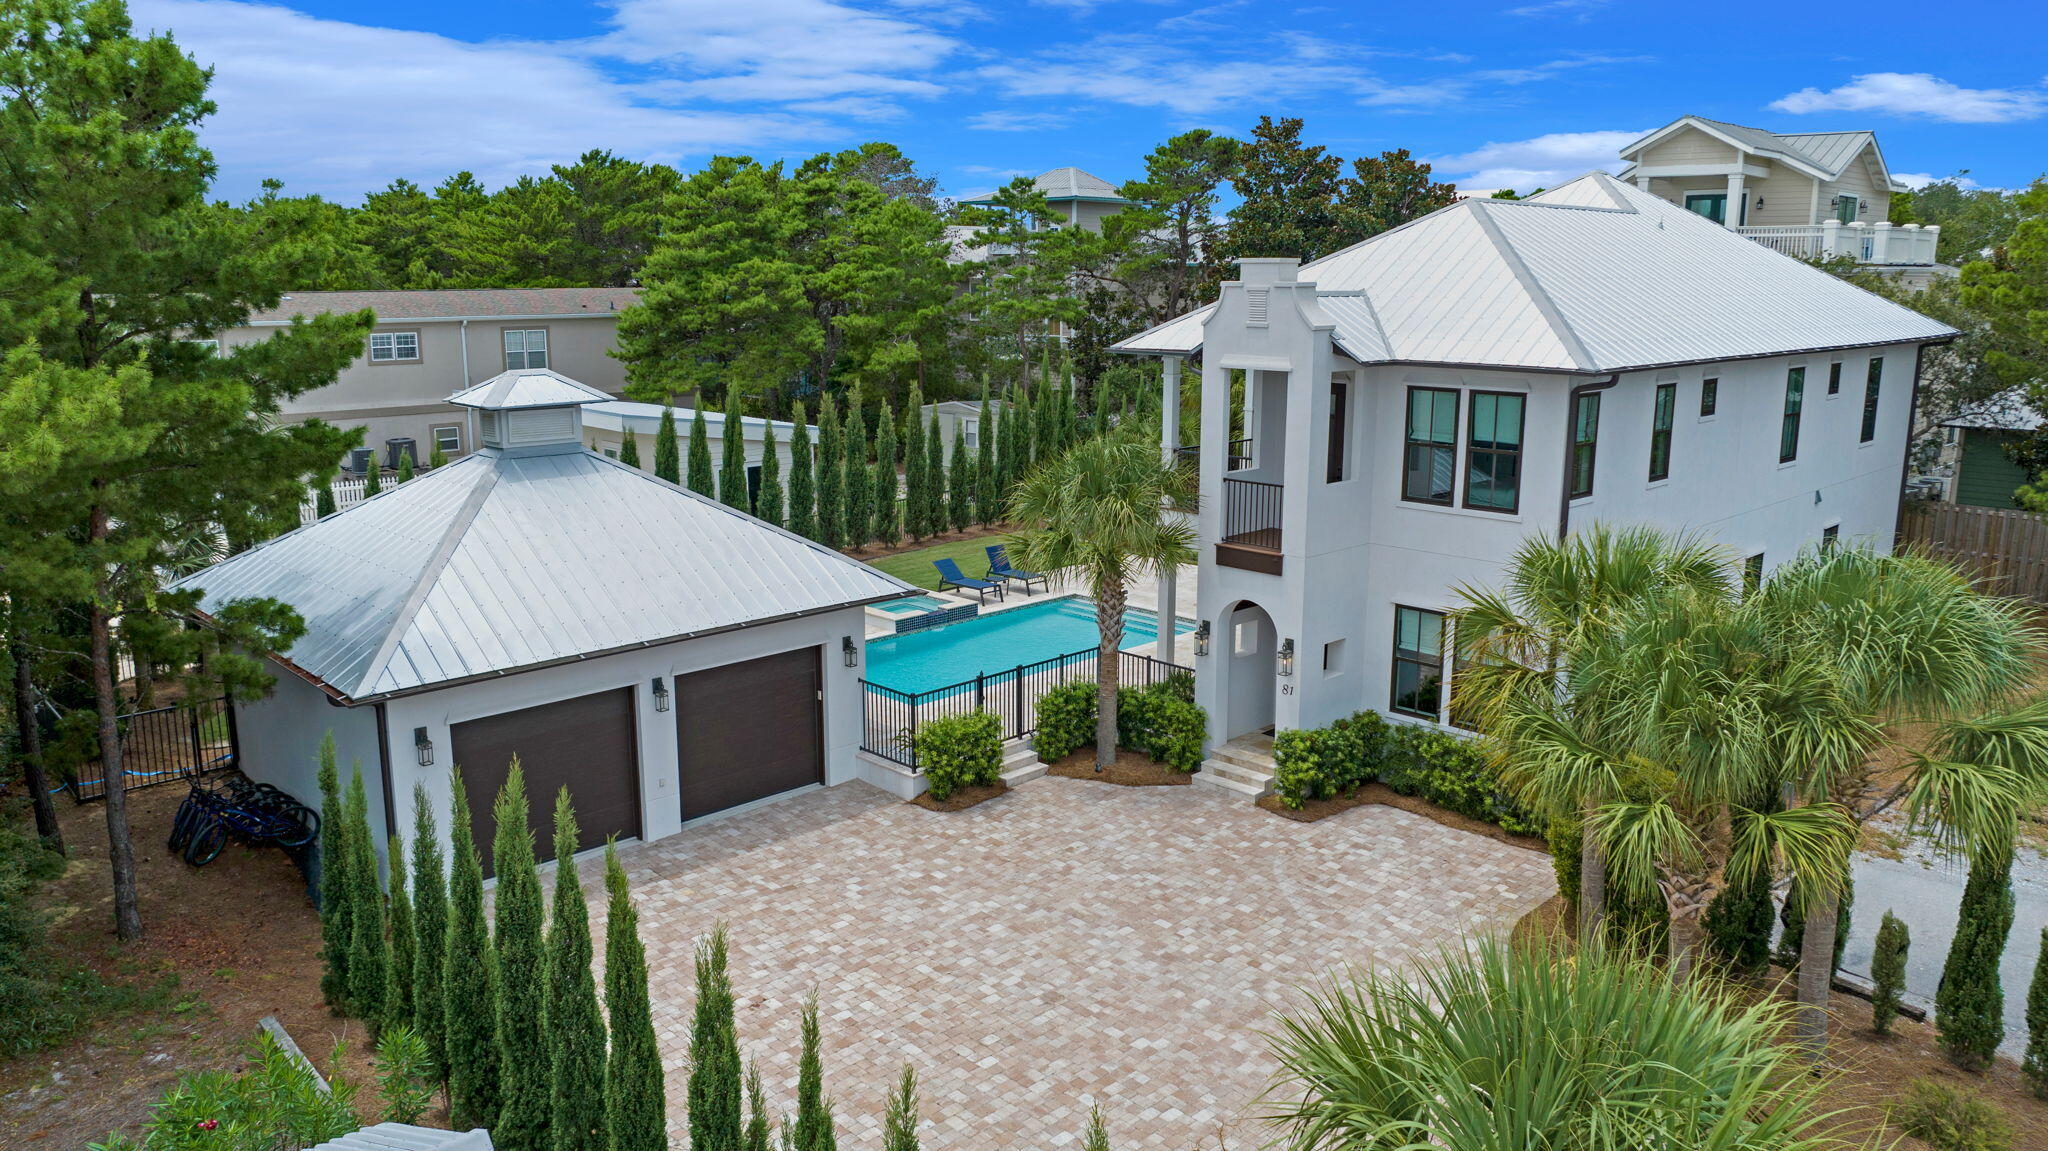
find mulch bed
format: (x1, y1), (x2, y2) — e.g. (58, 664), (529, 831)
(1256, 782), (1550, 852)
(909, 781), (1008, 811)
(1045, 747), (1191, 787)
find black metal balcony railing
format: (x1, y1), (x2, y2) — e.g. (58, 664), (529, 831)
(1221, 477), (1282, 551)
(1173, 439), (1253, 471)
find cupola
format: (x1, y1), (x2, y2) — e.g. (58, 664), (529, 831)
(446, 369), (614, 452)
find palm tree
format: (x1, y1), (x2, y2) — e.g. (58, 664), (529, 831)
(1452, 525), (1729, 944)
(1263, 937), (1842, 1151)
(1006, 436), (1195, 771)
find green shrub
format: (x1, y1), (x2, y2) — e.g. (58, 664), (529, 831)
(1271, 711), (1391, 808)
(1115, 682), (1207, 772)
(917, 711), (1003, 801)
(90, 1033), (362, 1150)
(372, 1024), (434, 1124)
(1382, 728), (1543, 835)
(1873, 911), (1911, 1037)
(1892, 1080), (2013, 1151)
(1031, 680), (1096, 763)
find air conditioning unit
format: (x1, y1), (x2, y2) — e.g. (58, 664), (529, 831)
(346, 448), (375, 475)
(1905, 475), (1947, 501)
(385, 438), (418, 470)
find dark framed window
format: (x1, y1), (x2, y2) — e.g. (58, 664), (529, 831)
(1569, 392), (1600, 499)
(1780, 367), (1806, 463)
(1464, 392), (1526, 512)
(1821, 524), (1840, 550)
(1648, 382), (1676, 482)
(1700, 377), (1718, 417)
(1827, 361), (1843, 395)
(1326, 379), (1350, 483)
(1743, 552), (1764, 597)
(1402, 387), (1460, 505)
(1860, 357), (1883, 443)
(1391, 606), (1445, 719)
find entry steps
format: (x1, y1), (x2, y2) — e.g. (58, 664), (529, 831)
(1194, 736), (1276, 798)
(999, 737), (1047, 784)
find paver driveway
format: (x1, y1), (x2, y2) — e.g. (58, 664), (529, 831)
(598, 776), (1554, 1150)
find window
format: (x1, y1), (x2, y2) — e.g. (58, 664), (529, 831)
(432, 425), (462, 455)
(1700, 377), (1718, 417)
(1861, 358), (1883, 443)
(1402, 388), (1459, 505)
(1648, 382), (1676, 482)
(1834, 194), (1859, 224)
(1322, 638), (1346, 678)
(1683, 193), (1727, 224)
(1779, 367), (1806, 463)
(1391, 606), (1445, 719)
(1464, 392), (1525, 512)
(1821, 524), (1840, 550)
(368, 331), (419, 362)
(963, 418), (979, 449)
(503, 328), (548, 369)
(1569, 392), (1600, 500)
(183, 337), (219, 356)
(1326, 379), (1350, 483)
(1743, 553), (1764, 597)
(1233, 620), (1260, 656)
(1827, 362), (1843, 396)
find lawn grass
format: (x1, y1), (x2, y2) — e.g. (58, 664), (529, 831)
(866, 534), (1010, 590)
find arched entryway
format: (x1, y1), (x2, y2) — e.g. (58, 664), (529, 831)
(1219, 599), (1277, 739)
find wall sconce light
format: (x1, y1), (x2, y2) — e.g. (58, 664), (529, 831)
(651, 677), (670, 712)
(842, 636), (859, 667)
(1755, 196), (1765, 210)
(413, 726), (434, 767)
(1277, 638), (1296, 677)
(1194, 620), (1211, 657)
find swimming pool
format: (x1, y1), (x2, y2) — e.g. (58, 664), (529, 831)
(871, 594), (955, 616)
(865, 596), (1194, 694)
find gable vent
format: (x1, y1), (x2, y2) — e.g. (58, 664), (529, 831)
(1246, 288), (1269, 326)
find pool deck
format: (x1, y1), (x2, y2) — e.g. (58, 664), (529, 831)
(863, 564), (1200, 667)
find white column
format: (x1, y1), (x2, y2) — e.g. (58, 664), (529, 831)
(1157, 354), (1182, 652)
(1635, 174), (1651, 191)
(1725, 171), (1747, 228)
(1808, 176), (1823, 226)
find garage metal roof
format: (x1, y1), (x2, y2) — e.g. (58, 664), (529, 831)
(1110, 172), (1954, 371)
(170, 443), (914, 703)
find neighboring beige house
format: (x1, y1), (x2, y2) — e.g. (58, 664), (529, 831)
(1618, 115), (1946, 281)
(223, 287), (639, 470)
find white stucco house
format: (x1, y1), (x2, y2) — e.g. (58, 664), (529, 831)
(171, 369), (915, 871)
(581, 399), (814, 502)
(1111, 172), (1955, 787)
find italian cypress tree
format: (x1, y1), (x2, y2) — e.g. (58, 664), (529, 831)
(1871, 910), (1910, 1036)
(975, 396), (996, 527)
(603, 843), (667, 1151)
(1032, 384), (1055, 466)
(842, 400), (871, 550)
(873, 401), (899, 549)
(1081, 1106), (1110, 1151)
(545, 789), (607, 1151)
(902, 385), (927, 542)
(687, 924), (743, 1151)
(344, 765), (388, 1027)
(947, 432), (972, 534)
(688, 407), (715, 496)
(793, 994), (835, 1151)
(921, 412), (944, 540)
(816, 395), (843, 549)
(721, 386), (750, 511)
(743, 1063), (772, 1151)
(1938, 850), (2016, 1071)
(997, 386), (1022, 487)
(315, 481), (336, 519)
(756, 422), (784, 528)
(654, 407), (681, 484)
(883, 1065), (919, 1151)
(317, 734), (352, 1012)
(363, 462), (383, 497)
(617, 426), (641, 468)
(445, 768), (501, 1131)
(409, 784), (448, 1078)
(787, 402), (816, 541)
(398, 452), (415, 483)
(430, 444), (447, 469)
(1057, 379), (1077, 451)
(384, 834), (415, 1036)
(2024, 926), (2048, 1097)
(492, 764), (549, 1151)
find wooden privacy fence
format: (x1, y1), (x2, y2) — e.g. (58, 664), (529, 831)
(1899, 501), (2048, 600)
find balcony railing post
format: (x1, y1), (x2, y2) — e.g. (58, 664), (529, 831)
(1821, 218), (1841, 258)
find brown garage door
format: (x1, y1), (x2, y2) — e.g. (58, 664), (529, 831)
(450, 687), (641, 874)
(677, 647), (822, 821)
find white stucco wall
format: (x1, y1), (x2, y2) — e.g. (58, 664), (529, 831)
(233, 662), (388, 865)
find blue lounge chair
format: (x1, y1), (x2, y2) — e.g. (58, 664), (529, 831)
(934, 557), (1005, 603)
(985, 545), (1049, 595)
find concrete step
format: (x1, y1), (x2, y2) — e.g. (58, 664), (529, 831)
(1192, 765), (1269, 798)
(1207, 742), (1277, 774)
(999, 738), (1047, 784)
(1198, 758), (1273, 791)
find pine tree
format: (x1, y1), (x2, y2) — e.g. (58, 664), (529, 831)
(492, 764), (549, 1151)
(1871, 910), (1910, 1036)
(409, 785), (448, 1078)
(1938, 850), (2016, 1071)
(315, 481), (336, 519)
(384, 835), (415, 1036)
(344, 766), (388, 1026)
(317, 734), (353, 1012)
(946, 433), (973, 534)
(883, 1065), (918, 1151)
(618, 426), (641, 468)
(902, 385), (927, 542)
(816, 395), (844, 549)
(842, 400), (871, 550)
(364, 462), (383, 497)
(604, 843), (667, 1151)
(975, 396), (997, 527)
(721, 386), (750, 511)
(1081, 1106), (1110, 1151)
(688, 407), (715, 495)
(2024, 926), (2048, 1098)
(872, 401), (899, 549)
(655, 407), (681, 484)
(545, 789), (607, 1151)
(756, 421), (784, 528)
(921, 412), (944, 539)
(793, 994), (834, 1151)
(744, 1063), (772, 1151)
(688, 925), (744, 1151)
(398, 453), (415, 483)
(787, 402), (816, 541)
(445, 768), (501, 1131)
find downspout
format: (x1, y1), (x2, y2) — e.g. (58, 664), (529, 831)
(1558, 374), (1620, 540)
(374, 701), (397, 885)
(460, 318), (475, 449)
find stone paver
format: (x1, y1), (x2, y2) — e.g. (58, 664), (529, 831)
(593, 776), (1553, 1150)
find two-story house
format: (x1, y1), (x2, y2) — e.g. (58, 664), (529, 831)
(1111, 172), (1953, 779)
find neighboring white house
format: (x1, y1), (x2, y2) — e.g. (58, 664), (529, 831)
(918, 399), (1010, 458)
(1617, 115), (1946, 280)
(1111, 172), (1954, 772)
(170, 369), (914, 870)
(581, 400), (815, 501)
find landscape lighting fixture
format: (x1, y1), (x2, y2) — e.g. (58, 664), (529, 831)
(651, 677), (670, 712)
(1278, 638), (1295, 677)
(413, 726), (434, 767)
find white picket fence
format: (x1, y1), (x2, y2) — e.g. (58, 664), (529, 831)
(298, 473), (377, 526)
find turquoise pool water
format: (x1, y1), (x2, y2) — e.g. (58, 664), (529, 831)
(865, 596), (1194, 694)
(872, 594), (953, 616)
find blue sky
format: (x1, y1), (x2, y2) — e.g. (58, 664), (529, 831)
(132, 0), (2047, 204)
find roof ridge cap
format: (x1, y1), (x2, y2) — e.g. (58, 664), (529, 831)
(350, 466), (502, 698)
(1465, 201), (1600, 372)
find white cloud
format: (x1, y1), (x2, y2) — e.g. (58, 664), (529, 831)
(590, 0), (960, 102)
(1427, 128), (1645, 192)
(1504, 0), (1609, 19)
(967, 111), (1069, 132)
(981, 34), (1411, 117)
(1770, 73), (2047, 124)
(1893, 172), (1982, 191)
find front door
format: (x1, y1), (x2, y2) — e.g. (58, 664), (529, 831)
(1684, 193), (1727, 224)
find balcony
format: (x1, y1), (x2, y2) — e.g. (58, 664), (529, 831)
(1216, 477), (1282, 574)
(1174, 438), (1253, 471)
(1734, 221), (1939, 266)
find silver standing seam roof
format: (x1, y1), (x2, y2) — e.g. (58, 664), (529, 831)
(447, 368), (614, 410)
(1110, 173), (1955, 370)
(171, 435), (915, 704)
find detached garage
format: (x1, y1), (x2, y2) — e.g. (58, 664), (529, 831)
(171, 369), (914, 868)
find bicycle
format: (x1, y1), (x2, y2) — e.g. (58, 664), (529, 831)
(169, 774), (320, 867)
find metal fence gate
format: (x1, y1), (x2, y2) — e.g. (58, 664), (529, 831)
(65, 696), (237, 803)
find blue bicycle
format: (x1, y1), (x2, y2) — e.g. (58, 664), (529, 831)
(168, 775), (319, 866)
